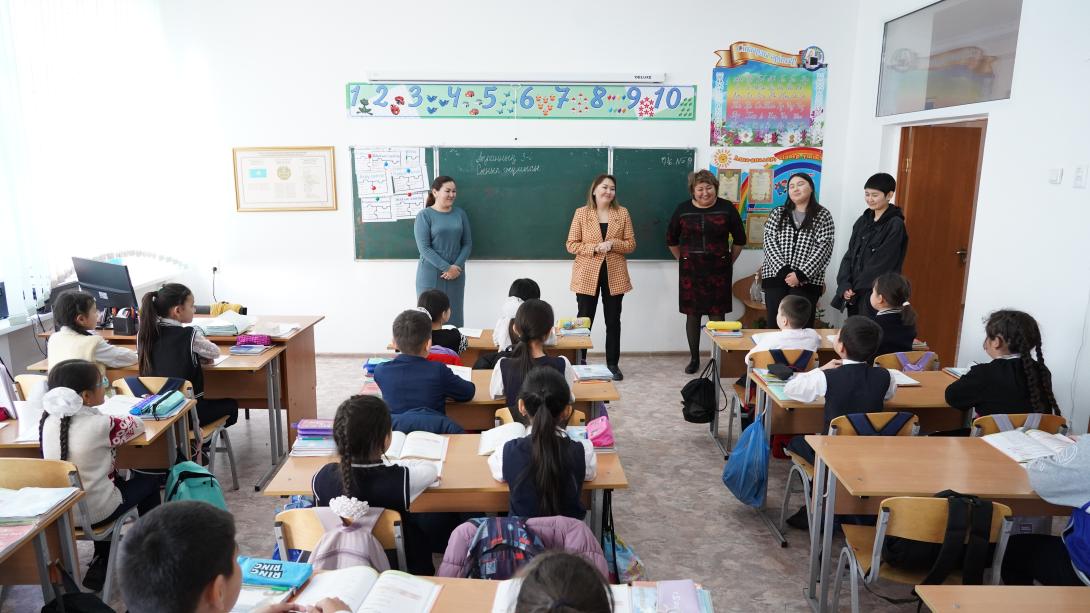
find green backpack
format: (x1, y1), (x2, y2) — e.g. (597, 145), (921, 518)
(165, 461), (227, 509)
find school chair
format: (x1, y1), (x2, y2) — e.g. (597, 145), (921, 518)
(874, 351), (941, 371)
(727, 349), (820, 456)
(112, 377), (239, 491)
(0, 457), (136, 603)
(779, 412), (919, 533)
(273, 507), (407, 571)
(14, 374), (47, 400)
(830, 497), (1013, 613)
(494, 407), (587, 426)
(970, 413), (1069, 437)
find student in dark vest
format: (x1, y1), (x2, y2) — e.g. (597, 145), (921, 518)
(489, 298), (576, 419)
(488, 367), (597, 519)
(137, 283), (238, 429)
(870, 272), (918, 356)
(312, 394), (457, 575)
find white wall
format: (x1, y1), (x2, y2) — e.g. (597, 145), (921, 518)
(35, 0), (859, 356)
(839, 0), (1090, 431)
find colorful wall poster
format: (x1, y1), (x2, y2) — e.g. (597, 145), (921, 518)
(710, 42), (827, 148)
(347, 83), (696, 120)
(354, 146), (429, 223)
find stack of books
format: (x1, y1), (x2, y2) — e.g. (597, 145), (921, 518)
(192, 311), (257, 336)
(289, 419), (335, 457)
(573, 364), (614, 381)
(557, 327), (591, 337)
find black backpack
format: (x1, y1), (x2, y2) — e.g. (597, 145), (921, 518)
(883, 490), (996, 585)
(681, 359), (719, 424)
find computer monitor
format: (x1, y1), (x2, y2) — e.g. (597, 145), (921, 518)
(72, 257), (138, 316)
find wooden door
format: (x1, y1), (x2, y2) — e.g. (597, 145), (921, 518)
(896, 124), (984, 366)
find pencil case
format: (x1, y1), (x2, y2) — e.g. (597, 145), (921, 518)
(237, 334), (271, 346)
(705, 320), (743, 331)
(237, 556), (312, 588)
(557, 317), (591, 330)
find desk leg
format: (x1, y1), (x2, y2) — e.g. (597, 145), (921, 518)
(166, 421), (178, 466)
(590, 489), (604, 541)
(753, 389), (787, 547)
(32, 531), (55, 602)
(58, 511), (81, 589)
(806, 457), (828, 608)
(708, 343), (729, 458)
(815, 471), (838, 613)
(255, 356), (287, 491)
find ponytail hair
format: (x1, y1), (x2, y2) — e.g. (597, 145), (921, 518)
(873, 272), (916, 326)
(510, 299), (555, 378)
(42, 359), (100, 461)
(52, 290), (98, 335)
(519, 367), (573, 517)
(137, 283), (194, 375)
(332, 395), (392, 495)
(984, 310), (1059, 415)
(425, 176), (455, 207)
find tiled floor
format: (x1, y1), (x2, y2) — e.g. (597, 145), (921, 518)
(1, 354), (917, 612)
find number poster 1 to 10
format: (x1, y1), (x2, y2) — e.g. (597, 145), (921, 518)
(346, 83), (696, 120)
(354, 147), (427, 223)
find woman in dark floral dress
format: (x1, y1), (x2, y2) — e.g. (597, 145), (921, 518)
(667, 169), (746, 373)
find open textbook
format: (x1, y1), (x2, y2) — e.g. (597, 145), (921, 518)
(386, 431), (447, 461)
(477, 422), (587, 455)
(294, 566), (441, 613)
(983, 429), (1077, 463)
(491, 578), (713, 613)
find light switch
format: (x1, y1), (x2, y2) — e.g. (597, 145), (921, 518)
(1049, 168), (1064, 184)
(1074, 165), (1088, 189)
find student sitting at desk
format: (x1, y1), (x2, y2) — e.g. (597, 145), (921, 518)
(120, 501), (349, 613)
(418, 289), (467, 354)
(515, 552), (612, 613)
(783, 316), (895, 466)
(870, 272), (918, 356)
(374, 309), (475, 415)
(490, 299), (576, 416)
(488, 367), (596, 520)
(744, 295), (822, 365)
(41, 359), (161, 592)
(492, 278), (557, 352)
(945, 309), (1058, 417)
(47, 290), (137, 372)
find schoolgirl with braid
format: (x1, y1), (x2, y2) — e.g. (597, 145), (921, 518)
(488, 366), (597, 519)
(311, 394), (455, 575)
(39, 359), (161, 591)
(946, 310), (1059, 417)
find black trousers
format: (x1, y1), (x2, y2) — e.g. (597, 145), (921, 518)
(764, 282), (822, 329)
(1002, 534), (1085, 586)
(197, 397), (239, 428)
(576, 263), (623, 366)
(785, 434), (816, 465)
(846, 291), (878, 319)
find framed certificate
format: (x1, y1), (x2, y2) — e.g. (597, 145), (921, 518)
(746, 213), (769, 249)
(717, 168), (741, 203)
(748, 168), (774, 205)
(233, 146), (337, 212)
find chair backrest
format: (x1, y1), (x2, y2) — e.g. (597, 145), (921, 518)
(495, 407), (586, 426)
(274, 507), (402, 551)
(880, 497), (1012, 544)
(0, 457), (78, 489)
(829, 412), (920, 437)
(972, 413), (1069, 436)
(14, 374), (47, 401)
(874, 351), (941, 372)
(112, 377), (195, 398)
(750, 349), (818, 371)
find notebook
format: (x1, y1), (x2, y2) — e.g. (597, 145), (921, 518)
(446, 364), (473, 382)
(230, 344), (272, 355)
(294, 566), (441, 613)
(0, 487), (80, 523)
(887, 369), (920, 386)
(983, 429), (1077, 463)
(943, 367), (969, 379)
(572, 364), (614, 381)
(478, 423), (590, 455)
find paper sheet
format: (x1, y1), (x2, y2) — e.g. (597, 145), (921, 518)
(212, 355), (229, 366)
(887, 369), (920, 386)
(356, 146), (430, 222)
(96, 395), (141, 418)
(446, 365), (473, 382)
(458, 327), (484, 338)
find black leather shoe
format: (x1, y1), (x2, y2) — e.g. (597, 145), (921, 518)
(83, 555), (108, 592)
(785, 506), (810, 530)
(607, 364), (623, 381)
(684, 358), (700, 374)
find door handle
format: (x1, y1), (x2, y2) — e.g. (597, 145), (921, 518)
(955, 248), (968, 263)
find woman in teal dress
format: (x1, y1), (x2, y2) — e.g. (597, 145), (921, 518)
(414, 175), (472, 326)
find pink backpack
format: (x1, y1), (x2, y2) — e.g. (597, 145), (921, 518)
(308, 507), (390, 572)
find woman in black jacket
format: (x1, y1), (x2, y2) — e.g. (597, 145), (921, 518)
(832, 173), (908, 318)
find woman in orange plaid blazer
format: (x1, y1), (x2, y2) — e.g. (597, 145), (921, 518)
(566, 174), (636, 380)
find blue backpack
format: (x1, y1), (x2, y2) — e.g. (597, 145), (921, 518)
(722, 411), (769, 507)
(165, 461), (227, 510)
(460, 517), (544, 580)
(1063, 501), (1090, 585)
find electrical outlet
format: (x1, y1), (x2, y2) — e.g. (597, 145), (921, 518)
(1049, 168), (1064, 184)
(1074, 165), (1088, 189)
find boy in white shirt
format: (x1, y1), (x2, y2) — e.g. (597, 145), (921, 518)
(744, 295), (822, 365)
(493, 278), (557, 350)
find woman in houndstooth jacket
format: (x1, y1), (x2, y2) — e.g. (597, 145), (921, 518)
(566, 174), (636, 381)
(760, 173), (835, 329)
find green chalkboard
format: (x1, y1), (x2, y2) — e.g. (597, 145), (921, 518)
(612, 148), (695, 259)
(352, 146), (693, 260)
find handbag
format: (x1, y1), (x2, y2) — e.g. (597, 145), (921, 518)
(721, 411), (769, 507)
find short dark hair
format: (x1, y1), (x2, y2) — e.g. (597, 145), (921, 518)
(864, 172), (896, 195)
(508, 278), (541, 301)
(392, 309), (433, 354)
(838, 315), (883, 362)
(515, 551), (612, 613)
(52, 290), (98, 335)
(687, 169), (719, 196)
(777, 295), (812, 329)
(119, 501), (236, 613)
(417, 289), (450, 323)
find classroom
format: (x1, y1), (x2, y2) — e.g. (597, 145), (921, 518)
(1, 0), (1089, 611)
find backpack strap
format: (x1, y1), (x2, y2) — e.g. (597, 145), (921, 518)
(123, 376), (186, 397)
(912, 352), (936, 371)
(961, 496), (994, 585)
(1023, 413), (1042, 430)
(845, 413), (879, 436)
(876, 412), (915, 436)
(894, 353), (911, 371)
(991, 414), (1016, 432)
(769, 349), (813, 371)
(920, 491), (971, 585)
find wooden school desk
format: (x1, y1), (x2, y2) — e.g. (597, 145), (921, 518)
(387, 328), (592, 367)
(915, 585), (1090, 613)
(444, 370), (620, 430)
(745, 369), (964, 546)
(804, 436), (1072, 613)
(28, 346), (288, 489)
(703, 328), (839, 456)
(262, 434), (628, 538)
(38, 315), (323, 445)
(0, 489), (83, 601)
(0, 400), (197, 468)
